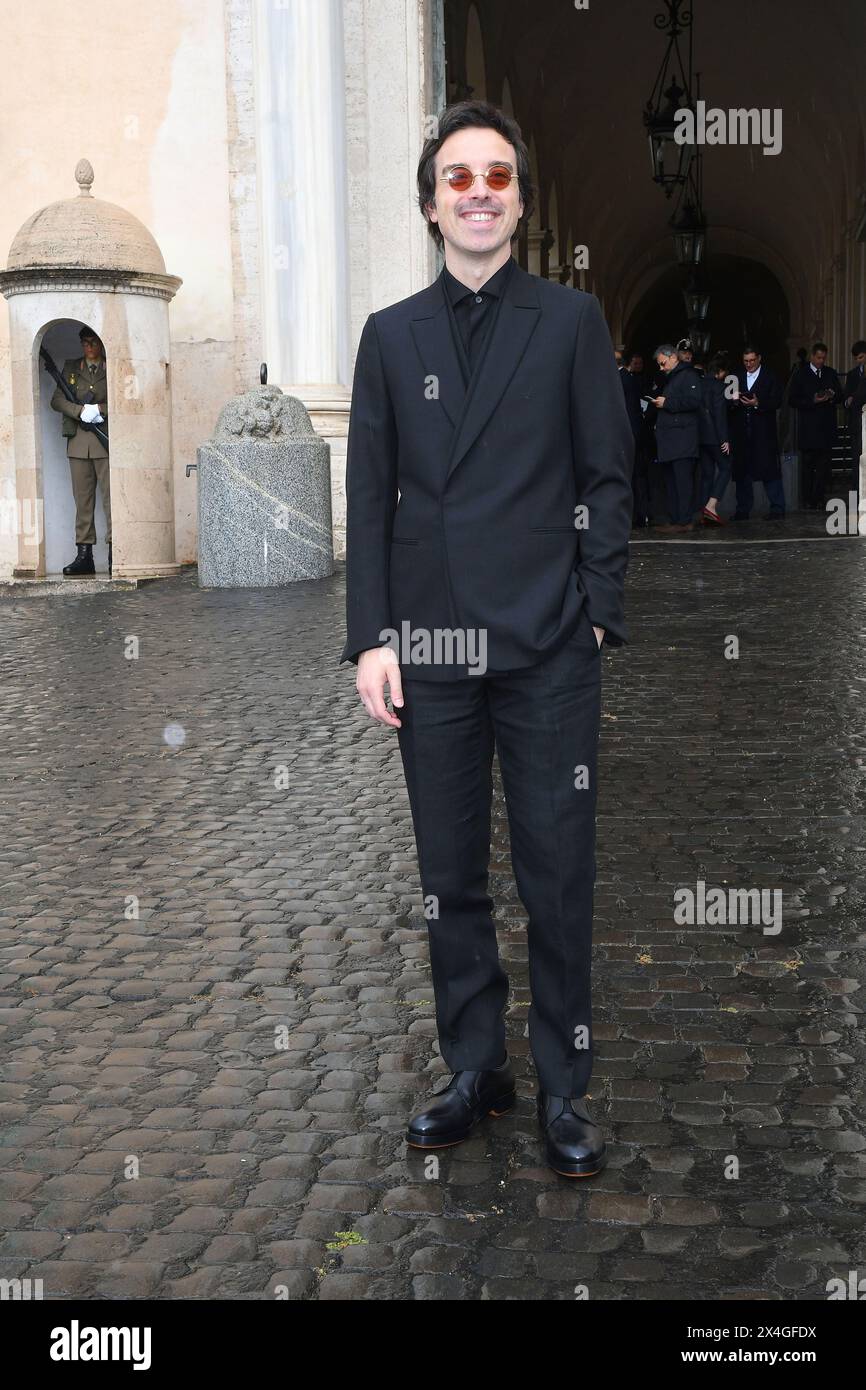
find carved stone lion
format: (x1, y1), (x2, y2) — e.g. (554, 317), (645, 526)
(213, 385), (315, 439)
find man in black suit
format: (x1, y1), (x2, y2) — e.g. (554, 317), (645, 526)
(619, 352), (647, 527)
(843, 339), (866, 495)
(788, 341), (842, 510)
(650, 344), (701, 531)
(340, 100), (633, 1178)
(629, 352), (664, 523)
(729, 345), (785, 520)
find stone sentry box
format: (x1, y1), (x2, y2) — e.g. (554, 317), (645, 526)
(0, 159), (183, 580)
(196, 384), (334, 586)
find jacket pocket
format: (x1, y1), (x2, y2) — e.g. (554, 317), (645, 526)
(528, 525), (577, 533)
(390, 536), (420, 546)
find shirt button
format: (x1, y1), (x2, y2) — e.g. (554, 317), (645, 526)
(475, 295), (482, 303)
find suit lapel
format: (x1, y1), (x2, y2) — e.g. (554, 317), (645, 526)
(409, 275), (466, 432)
(409, 261), (542, 486)
(444, 260), (541, 483)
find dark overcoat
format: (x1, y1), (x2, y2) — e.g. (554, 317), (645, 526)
(728, 366), (783, 482)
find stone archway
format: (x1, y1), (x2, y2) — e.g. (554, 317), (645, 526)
(626, 255), (792, 381)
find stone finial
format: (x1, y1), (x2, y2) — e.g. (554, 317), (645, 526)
(75, 158), (95, 197)
(213, 385), (316, 440)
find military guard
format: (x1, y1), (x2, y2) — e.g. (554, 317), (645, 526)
(49, 326), (111, 575)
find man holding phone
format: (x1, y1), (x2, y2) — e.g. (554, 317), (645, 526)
(729, 346), (785, 521)
(649, 344), (701, 532)
(788, 342), (842, 510)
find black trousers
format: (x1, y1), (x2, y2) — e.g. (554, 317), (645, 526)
(396, 607), (603, 1097)
(664, 455), (698, 524)
(631, 438), (650, 524)
(801, 448), (832, 507)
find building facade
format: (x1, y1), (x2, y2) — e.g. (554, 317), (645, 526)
(1, 0), (864, 579)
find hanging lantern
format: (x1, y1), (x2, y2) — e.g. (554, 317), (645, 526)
(644, 82), (694, 197)
(673, 203), (707, 267)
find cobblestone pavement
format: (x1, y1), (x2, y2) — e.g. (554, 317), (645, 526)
(1, 516), (865, 1301)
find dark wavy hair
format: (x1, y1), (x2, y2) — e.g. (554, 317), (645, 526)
(416, 100), (535, 251)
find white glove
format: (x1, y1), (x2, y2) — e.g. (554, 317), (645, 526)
(80, 403), (99, 424)
(92, 411), (105, 424)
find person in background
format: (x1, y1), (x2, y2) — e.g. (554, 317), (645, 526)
(650, 342), (701, 532)
(787, 341), (842, 510)
(843, 339), (866, 496)
(49, 326), (111, 576)
(619, 351), (646, 527)
(627, 351), (648, 392)
(698, 353), (732, 525)
(729, 345), (785, 521)
(630, 351), (668, 524)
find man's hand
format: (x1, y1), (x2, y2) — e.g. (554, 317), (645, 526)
(593, 626), (605, 649)
(356, 646), (404, 727)
(651, 396), (666, 409)
(80, 403), (100, 424)
(721, 441), (731, 454)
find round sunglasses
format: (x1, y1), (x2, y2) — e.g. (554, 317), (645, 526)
(438, 163), (518, 193)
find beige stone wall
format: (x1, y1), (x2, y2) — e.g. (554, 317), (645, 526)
(0, 0), (236, 574)
(0, 0), (444, 577)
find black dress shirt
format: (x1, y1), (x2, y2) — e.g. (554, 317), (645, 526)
(442, 256), (514, 382)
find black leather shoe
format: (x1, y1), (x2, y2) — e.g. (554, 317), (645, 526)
(107, 542), (112, 576)
(62, 544), (95, 576)
(407, 1056), (516, 1148)
(537, 1091), (607, 1178)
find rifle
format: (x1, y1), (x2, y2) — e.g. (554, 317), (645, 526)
(40, 346), (109, 451)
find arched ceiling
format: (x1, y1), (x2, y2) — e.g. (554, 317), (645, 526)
(446, 0), (866, 335)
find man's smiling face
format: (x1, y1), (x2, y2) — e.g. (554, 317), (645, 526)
(426, 126), (524, 257)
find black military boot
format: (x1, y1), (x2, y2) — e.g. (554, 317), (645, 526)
(62, 544), (95, 577)
(107, 542), (112, 576)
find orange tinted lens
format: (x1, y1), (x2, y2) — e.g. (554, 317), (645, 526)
(447, 166), (473, 191)
(486, 166), (512, 190)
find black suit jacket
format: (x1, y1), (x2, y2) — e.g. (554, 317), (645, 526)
(699, 375), (728, 455)
(787, 361), (842, 450)
(340, 259), (633, 679)
(729, 366), (783, 481)
(844, 365), (866, 459)
(654, 362), (701, 462)
(618, 365), (643, 440)
(844, 364), (866, 406)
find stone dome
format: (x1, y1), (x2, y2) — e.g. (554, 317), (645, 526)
(6, 158), (166, 275)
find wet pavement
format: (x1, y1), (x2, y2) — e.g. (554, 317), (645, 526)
(1, 513), (865, 1300)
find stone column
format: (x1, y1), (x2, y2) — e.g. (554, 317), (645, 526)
(252, 0), (355, 556)
(340, 0), (440, 555)
(252, 0), (349, 391)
